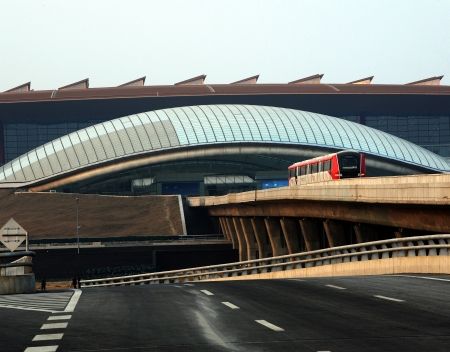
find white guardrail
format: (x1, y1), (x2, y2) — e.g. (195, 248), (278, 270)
(80, 234), (450, 288)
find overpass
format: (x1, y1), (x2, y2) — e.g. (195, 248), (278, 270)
(188, 174), (450, 261)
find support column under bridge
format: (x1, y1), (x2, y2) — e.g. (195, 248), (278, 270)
(217, 216), (426, 260)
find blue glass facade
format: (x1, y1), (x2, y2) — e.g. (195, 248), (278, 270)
(0, 105), (448, 184)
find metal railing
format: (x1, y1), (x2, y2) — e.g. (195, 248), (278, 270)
(0, 235), (226, 252)
(81, 234), (450, 288)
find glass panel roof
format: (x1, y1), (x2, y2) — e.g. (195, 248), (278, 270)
(0, 104), (448, 183)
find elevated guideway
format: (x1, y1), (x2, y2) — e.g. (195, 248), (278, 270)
(188, 174), (450, 261)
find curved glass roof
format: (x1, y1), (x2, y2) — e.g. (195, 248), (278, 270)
(0, 104), (448, 183)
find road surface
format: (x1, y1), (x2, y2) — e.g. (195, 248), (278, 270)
(1, 275), (449, 351)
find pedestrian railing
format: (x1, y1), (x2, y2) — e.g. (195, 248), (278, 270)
(80, 234), (450, 288)
(0, 235), (226, 251)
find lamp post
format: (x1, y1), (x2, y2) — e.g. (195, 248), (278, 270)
(76, 197), (80, 255)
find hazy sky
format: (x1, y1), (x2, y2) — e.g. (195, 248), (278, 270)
(1, 0), (449, 90)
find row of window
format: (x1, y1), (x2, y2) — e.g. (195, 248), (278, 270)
(289, 159), (332, 178)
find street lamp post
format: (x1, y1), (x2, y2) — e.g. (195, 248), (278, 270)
(76, 197), (80, 255)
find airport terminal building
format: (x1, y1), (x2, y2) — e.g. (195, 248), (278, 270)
(0, 74), (449, 196)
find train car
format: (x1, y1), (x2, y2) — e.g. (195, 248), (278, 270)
(288, 150), (366, 186)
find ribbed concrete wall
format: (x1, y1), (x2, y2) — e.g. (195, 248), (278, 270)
(204, 256), (450, 282)
(0, 190), (184, 240)
(0, 274), (35, 294)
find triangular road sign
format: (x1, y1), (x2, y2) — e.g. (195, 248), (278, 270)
(0, 218), (27, 252)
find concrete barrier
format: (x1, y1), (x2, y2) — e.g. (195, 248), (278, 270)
(0, 274), (35, 294)
(204, 256), (450, 282)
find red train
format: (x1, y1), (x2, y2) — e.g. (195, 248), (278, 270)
(288, 150), (366, 186)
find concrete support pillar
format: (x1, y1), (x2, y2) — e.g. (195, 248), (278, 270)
(232, 217), (248, 261)
(353, 223), (379, 243)
(224, 217), (237, 249)
(264, 218), (288, 256)
(280, 218), (302, 254)
(240, 218), (258, 260)
(251, 217), (272, 258)
(299, 218), (322, 251)
(323, 219), (347, 248)
(219, 217), (231, 241)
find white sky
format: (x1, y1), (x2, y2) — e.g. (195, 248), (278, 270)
(1, 0), (449, 90)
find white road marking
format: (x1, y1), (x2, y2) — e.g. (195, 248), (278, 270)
(374, 295), (404, 302)
(394, 274), (450, 283)
(24, 346), (58, 352)
(0, 304), (57, 313)
(0, 291), (73, 313)
(200, 289), (214, 296)
(288, 279), (305, 282)
(184, 283), (194, 286)
(255, 320), (285, 332)
(222, 301), (240, 309)
(64, 289), (82, 312)
(33, 333), (64, 341)
(48, 315), (71, 321)
(174, 285), (183, 288)
(41, 322), (68, 330)
(325, 284), (346, 290)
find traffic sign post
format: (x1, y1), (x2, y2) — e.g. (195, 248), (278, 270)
(0, 218), (28, 252)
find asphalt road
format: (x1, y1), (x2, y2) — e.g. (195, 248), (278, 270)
(1, 275), (450, 351)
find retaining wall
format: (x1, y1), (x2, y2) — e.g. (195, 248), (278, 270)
(0, 274), (35, 294)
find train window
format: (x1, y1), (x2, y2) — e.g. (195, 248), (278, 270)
(318, 162), (322, 172)
(300, 166), (305, 176)
(311, 163), (318, 173)
(323, 160), (331, 171)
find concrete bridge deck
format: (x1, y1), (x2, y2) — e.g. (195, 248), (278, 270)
(188, 174), (450, 261)
(189, 173), (450, 207)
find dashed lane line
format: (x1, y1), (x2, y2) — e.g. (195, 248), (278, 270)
(25, 291), (79, 352)
(41, 322), (68, 330)
(325, 284), (346, 290)
(48, 315), (71, 321)
(24, 346), (59, 352)
(184, 283), (194, 286)
(394, 274), (450, 283)
(32, 333), (64, 341)
(222, 301), (240, 309)
(374, 295), (404, 302)
(200, 289), (214, 296)
(255, 320), (285, 332)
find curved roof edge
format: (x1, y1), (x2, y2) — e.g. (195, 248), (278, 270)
(0, 104), (448, 188)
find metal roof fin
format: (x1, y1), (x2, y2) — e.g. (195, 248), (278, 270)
(175, 75), (206, 85)
(4, 82), (31, 93)
(230, 75), (259, 84)
(58, 78), (89, 90)
(289, 74), (323, 84)
(347, 76), (374, 85)
(406, 75), (444, 86)
(118, 76), (146, 87)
